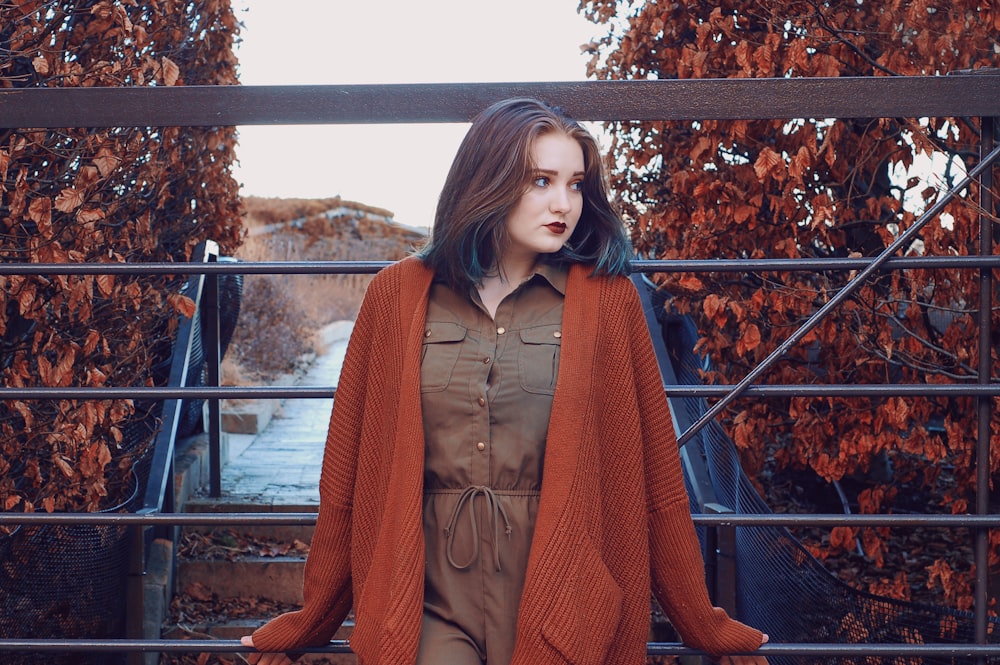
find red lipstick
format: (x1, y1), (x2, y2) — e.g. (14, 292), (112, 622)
(545, 222), (567, 235)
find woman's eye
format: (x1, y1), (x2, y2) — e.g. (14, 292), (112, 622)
(570, 180), (583, 191)
(533, 176), (549, 187)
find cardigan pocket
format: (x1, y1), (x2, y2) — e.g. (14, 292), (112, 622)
(420, 321), (467, 392)
(540, 540), (623, 665)
(518, 324), (562, 395)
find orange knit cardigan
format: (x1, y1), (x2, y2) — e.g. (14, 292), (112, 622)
(251, 257), (764, 664)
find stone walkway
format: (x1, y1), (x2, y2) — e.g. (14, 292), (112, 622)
(216, 321), (353, 507)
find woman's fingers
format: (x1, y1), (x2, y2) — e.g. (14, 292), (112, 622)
(719, 634), (770, 665)
(240, 635), (259, 664)
(240, 635), (294, 665)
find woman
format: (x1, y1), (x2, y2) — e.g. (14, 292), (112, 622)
(242, 98), (768, 665)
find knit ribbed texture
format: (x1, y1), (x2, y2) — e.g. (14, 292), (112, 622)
(251, 258), (763, 664)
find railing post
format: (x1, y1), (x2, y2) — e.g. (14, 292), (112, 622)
(974, 111), (997, 662)
(125, 515), (147, 665)
(702, 503), (737, 665)
(703, 503), (738, 615)
(203, 246), (223, 498)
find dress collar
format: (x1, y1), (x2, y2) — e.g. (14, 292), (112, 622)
(532, 261), (568, 295)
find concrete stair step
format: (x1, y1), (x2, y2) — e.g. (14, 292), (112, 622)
(178, 555), (307, 605)
(181, 499), (318, 543)
(174, 503), (318, 607)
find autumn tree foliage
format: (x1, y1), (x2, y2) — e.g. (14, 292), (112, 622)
(582, 1), (1000, 605)
(0, 1), (244, 517)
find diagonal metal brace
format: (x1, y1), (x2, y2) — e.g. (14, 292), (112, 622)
(678, 141), (1000, 446)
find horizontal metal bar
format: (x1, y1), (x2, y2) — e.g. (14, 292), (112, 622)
(651, 644), (1000, 658)
(2, 256), (1000, 277)
(2, 512), (999, 528)
(4, 383), (998, 401)
(0, 639), (996, 658)
(0, 386), (336, 399)
(0, 639), (350, 654)
(692, 513), (1000, 528)
(1, 77), (999, 128)
(630, 256), (1000, 273)
(0, 512), (318, 526)
(664, 384), (1000, 397)
(0, 261), (391, 276)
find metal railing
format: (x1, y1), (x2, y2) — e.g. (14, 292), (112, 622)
(0, 74), (998, 662)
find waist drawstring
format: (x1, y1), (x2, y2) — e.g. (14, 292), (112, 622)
(444, 485), (512, 572)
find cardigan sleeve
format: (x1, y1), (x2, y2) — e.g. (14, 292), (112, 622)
(250, 272), (386, 653)
(624, 284), (764, 660)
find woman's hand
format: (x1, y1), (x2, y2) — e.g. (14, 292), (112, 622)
(240, 635), (294, 665)
(719, 633), (769, 665)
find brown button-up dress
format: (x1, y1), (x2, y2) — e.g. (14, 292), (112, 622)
(418, 264), (566, 665)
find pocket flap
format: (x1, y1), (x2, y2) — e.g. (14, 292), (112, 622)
(518, 324), (563, 345)
(423, 321), (467, 344)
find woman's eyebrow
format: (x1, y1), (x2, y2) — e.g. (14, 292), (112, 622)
(533, 168), (586, 177)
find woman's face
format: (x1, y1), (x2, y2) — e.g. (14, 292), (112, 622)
(502, 131), (584, 266)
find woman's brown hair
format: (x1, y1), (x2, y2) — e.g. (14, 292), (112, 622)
(417, 97), (630, 290)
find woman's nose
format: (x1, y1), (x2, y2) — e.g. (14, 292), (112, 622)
(550, 186), (571, 212)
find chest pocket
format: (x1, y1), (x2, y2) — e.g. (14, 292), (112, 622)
(518, 324), (562, 395)
(421, 321), (467, 393)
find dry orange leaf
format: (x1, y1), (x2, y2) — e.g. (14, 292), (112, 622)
(75, 165), (101, 189)
(96, 274), (115, 297)
(168, 293), (197, 318)
(752, 147), (785, 182)
(83, 329), (101, 355)
(677, 274), (704, 292)
(52, 454), (75, 479)
(12, 401), (34, 428)
(162, 56), (180, 86)
(89, 2), (112, 19)
(736, 322), (761, 357)
(54, 187), (85, 212)
(703, 293), (727, 320)
(93, 148), (121, 177)
(27, 196), (51, 225)
(77, 207), (106, 223)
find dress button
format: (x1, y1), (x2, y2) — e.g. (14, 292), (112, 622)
(553, 330), (562, 338)
(483, 357), (491, 364)
(497, 327), (506, 335)
(478, 397), (486, 407)
(425, 329), (432, 337)
(476, 441), (486, 451)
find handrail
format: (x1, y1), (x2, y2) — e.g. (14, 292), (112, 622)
(4, 512), (1000, 528)
(0, 638), (998, 659)
(7, 382), (1000, 401)
(1, 77), (999, 127)
(141, 240), (220, 514)
(4, 255), (1000, 276)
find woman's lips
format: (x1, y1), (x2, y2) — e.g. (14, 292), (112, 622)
(545, 222), (567, 235)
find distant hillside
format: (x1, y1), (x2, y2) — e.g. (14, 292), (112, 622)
(226, 197), (425, 383)
(241, 195), (425, 258)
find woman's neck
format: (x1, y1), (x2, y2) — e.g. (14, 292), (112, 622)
(477, 256), (538, 319)
(494, 254), (537, 287)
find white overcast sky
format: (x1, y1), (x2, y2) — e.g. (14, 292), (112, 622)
(232, 1), (602, 228)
